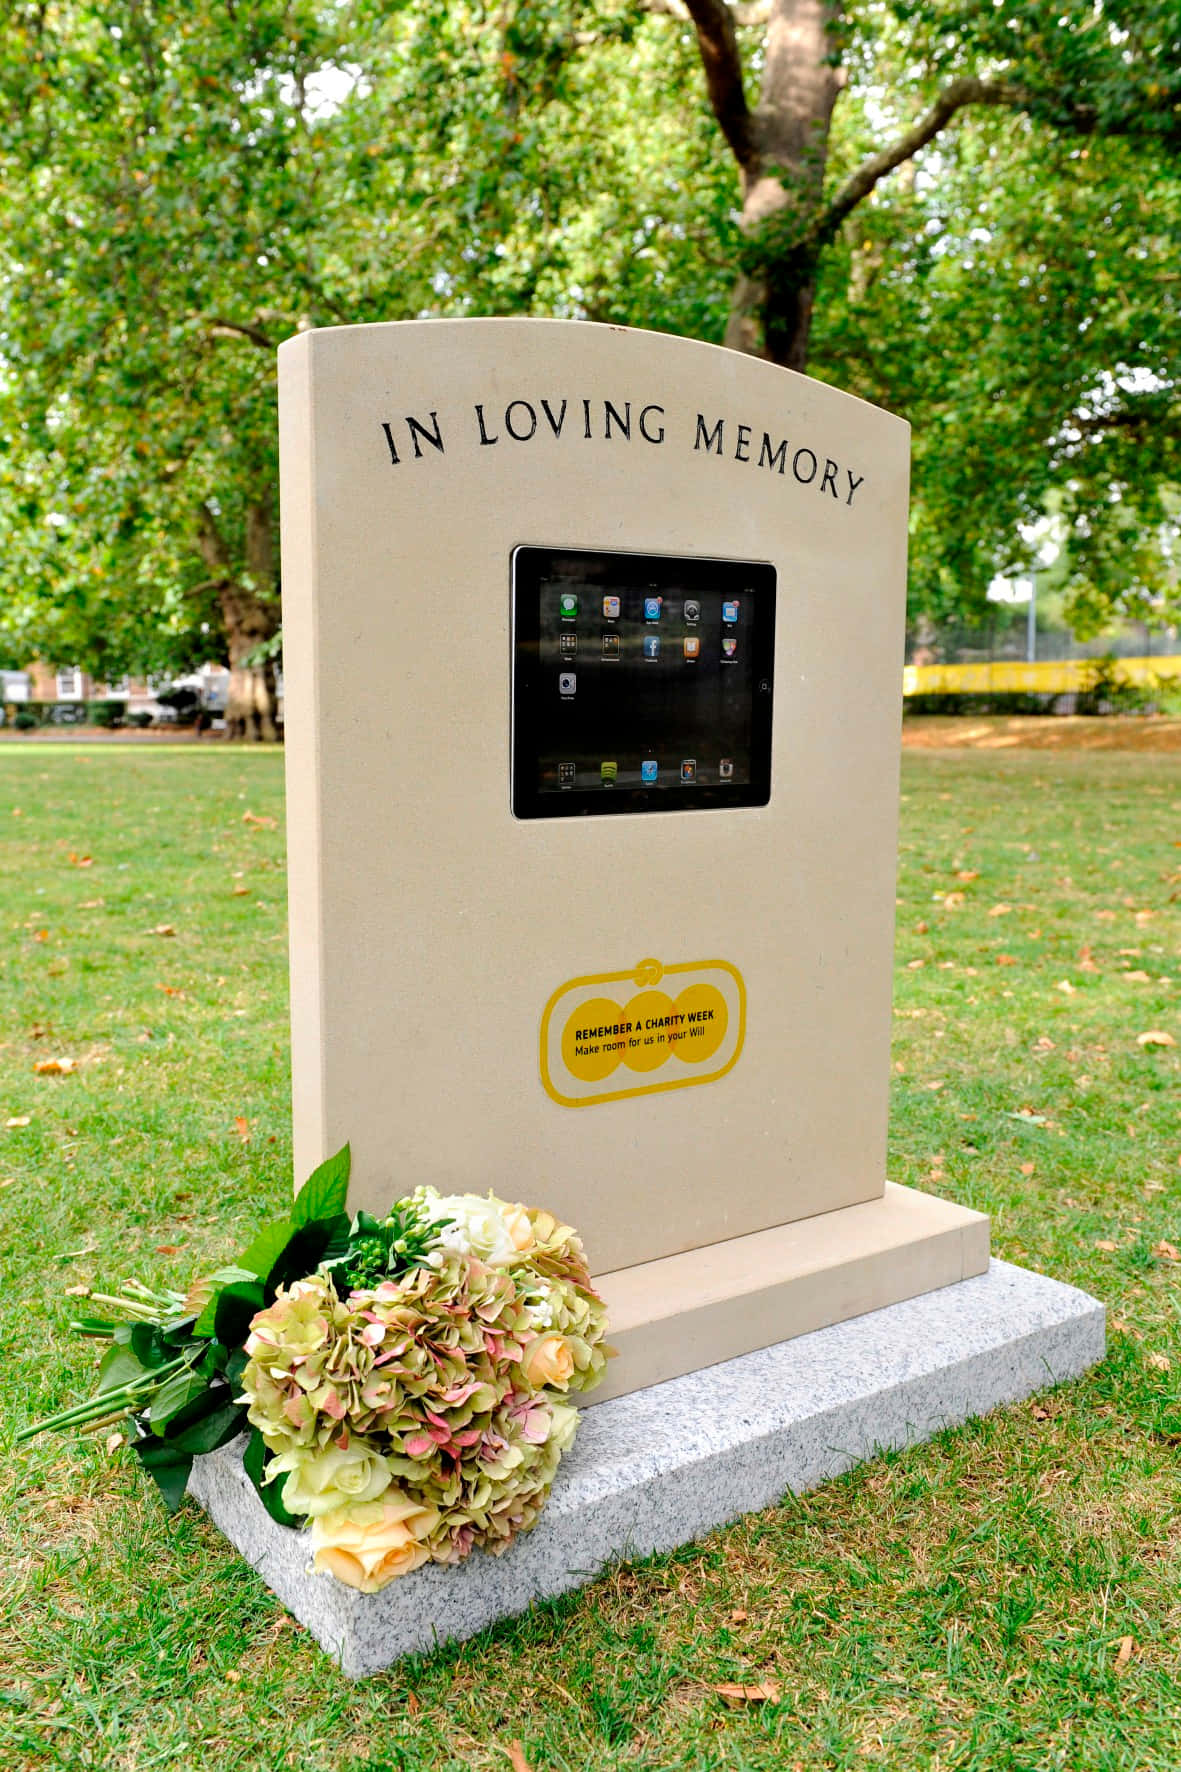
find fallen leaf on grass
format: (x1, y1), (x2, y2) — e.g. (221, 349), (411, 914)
(105, 1432), (124, 1453)
(157, 984), (186, 999)
(988, 903), (1012, 917)
(1056, 980), (1077, 996)
(996, 954), (1018, 966)
(68, 853), (93, 868)
(155, 1244), (180, 1256)
(242, 810), (278, 829)
(232, 886), (250, 897)
(1095, 1240), (1118, 1253)
(1078, 946), (1098, 971)
(1114, 1636), (1135, 1673)
(148, 924), (177, 938)
(505, 1744), (532, 1772)
(955, 869), (979, 882)
(0, 1176), (16, 1188)
(1137, 1031), (1175, 1048)
(1123, 970), (1152, 983)
(232, 1116), (251, 1142)
(4, 1116), (31, 1128)
(730, 1609), (748, 1624)
(942, 891), (965, 909)
(33, 929), (48, 942)
(1020, 1162), (1035, 1176)
(33, 1057), (77, 1076)
(714, 1680), (781, 1706)
(1146, 1352), (1171, 1372)
(64, 1283), (89, 1296)
(1153, 1241), (1179, 1262)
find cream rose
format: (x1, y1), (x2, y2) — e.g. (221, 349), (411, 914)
(521, 1333), (575, 1389)
(310, 1494), (440, 1592)
(501, 1202), (535, 1252)
(421, 1191), (517, 1264)
(267, 1436), (394, 1518)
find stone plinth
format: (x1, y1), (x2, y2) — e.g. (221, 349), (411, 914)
(190, 1259), (1103, 1677)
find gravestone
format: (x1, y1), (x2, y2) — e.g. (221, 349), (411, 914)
(191, 319), (1104, 1666)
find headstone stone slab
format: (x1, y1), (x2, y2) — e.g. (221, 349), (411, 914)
(190, 1259), (1103, 1677)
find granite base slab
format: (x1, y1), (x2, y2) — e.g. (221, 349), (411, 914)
(189, 1258), (1103, 1677)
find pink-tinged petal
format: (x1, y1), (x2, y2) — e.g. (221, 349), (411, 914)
(320, 1390), (347, 1420)
(360, 1322), (387, 1347)
(283, 1395), (307, 1426)
(404, 1433), (435, 1458)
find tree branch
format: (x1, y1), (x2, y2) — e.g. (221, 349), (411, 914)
(645, 0), (770, 23)
(683, 0), (759, 171)
(206, 318), (276, 350)
(816, 76), (1022, 240)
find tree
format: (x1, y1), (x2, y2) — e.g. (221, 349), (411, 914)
(0, 0), (730, 731)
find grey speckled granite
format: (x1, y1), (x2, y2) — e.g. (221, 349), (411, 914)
(189, 1258), (1103, 1677)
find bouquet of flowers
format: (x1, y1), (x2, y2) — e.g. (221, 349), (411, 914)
(20, 1148), (610, 1592)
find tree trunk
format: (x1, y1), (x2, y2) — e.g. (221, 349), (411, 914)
(726, 0), (843, 370)
(197, 498), (281, 741)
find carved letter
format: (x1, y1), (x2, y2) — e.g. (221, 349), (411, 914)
(505, 400), (538, 442)
(541, 398), (568, 438)
(604, 400), (631, 440)
(758, 434), (787, 474)
(475, 404), (499, 446)
(406, 411), (445, 459)
(846, 469), (865, 507)
(695, 414), (724, 455)
(638, 403), (665, 443)
(380, 422), (400, 466)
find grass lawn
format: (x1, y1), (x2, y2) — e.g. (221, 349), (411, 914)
(2, 744), (1178, 1772)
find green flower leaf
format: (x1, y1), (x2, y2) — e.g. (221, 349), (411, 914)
(234, 1218), (297, 1282)
(168, 1400), (248, 1456)
(213, 1279), (266, 1351)
(291, 1144), (351, 1228)
(97, 1341), (149, 1393)
(243, 1427), (302, 1528)
(263, 1215), (350, 1297)
(132, 1439), (193, 1514)
(149, 1368), (209, 1433)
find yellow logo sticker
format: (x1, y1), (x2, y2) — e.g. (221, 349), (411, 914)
(540, 957), (746, 1108)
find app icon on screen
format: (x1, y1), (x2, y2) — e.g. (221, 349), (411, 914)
(558, 761), (576, 787)
(684, 598), (701, 623)
(680, 759), (697, 784)
(722, 636), (738, 659)
(643, 635), (661, 660)
(643, 595), (663, 621)
(559, 593), (578, 619)
(602, 595), (621, 619)
(559, 672), (577, 698)
(559, 631), (577, 657)
(601, 761), (618, 785)
(641, 759), (658, 784)
(683, 636), (700, 660)
(719, 758), (734, 781)
(722, 600), (740, 623)
(602, 633), (621, 660)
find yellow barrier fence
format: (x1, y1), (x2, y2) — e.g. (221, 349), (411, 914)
(903, 655), (1181, 697)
